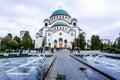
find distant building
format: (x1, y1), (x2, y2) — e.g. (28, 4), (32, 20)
(101, 39), (110, 44)
(35, 9), (82, 48)
(87, 39), (91, 45)
(20, 30), (28, 39)
(35, 33), (43, 49)
(115, 37), (120, 44)
(86, 39), (91, 49)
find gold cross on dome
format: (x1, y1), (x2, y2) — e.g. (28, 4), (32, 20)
(58, 6), (62, 9)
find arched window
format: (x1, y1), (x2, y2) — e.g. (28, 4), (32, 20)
(45, 23), (48, 26)
(59, 38), (63, 42)
(36, 36), (38, 39)
(49, 43), (51, 46)
(62, 15), (64, 18)
(60, 15), (61, 18)
(64, 40), (67, 43)
(54, 40), (57, 43)
(48, 33), (50, 36)
(73, 22), (76, 26)
(71, 33), (73, 36)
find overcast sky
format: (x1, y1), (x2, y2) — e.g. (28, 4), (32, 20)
(0, 0), (120, 42)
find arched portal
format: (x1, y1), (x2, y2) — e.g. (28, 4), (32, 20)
(59, 38), (63, 48)
(64, 40), (67, 48)
(54, 40), (57, 48)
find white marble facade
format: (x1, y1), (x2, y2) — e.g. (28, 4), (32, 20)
(35, 9), (82, 48)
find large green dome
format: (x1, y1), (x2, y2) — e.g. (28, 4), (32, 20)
(53, 21), (68, 26)
(51, 9), (69, 16)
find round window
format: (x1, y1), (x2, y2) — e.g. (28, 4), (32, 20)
(59, 33), (62, 35)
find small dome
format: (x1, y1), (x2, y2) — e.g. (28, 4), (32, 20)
(43, 19), (49, 22)
(53, 21), (68, 26)
(72, 18), (78, 21)
(36, 32), (40, 35)
(51, 9), (69, 16)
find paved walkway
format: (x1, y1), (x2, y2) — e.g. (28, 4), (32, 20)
(45, 50), (88, 80)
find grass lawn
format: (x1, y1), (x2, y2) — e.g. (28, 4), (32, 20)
(0, 50), (7, 53)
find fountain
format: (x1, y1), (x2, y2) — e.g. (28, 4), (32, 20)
(0, 52), (56, 80)
(81, 53), (120, 73)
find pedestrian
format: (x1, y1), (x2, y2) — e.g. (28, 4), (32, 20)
(78, 47), (80, 53)
(41, 48), (43, 53)
(51, 48), (54, 53)
(20, 49), (23, 55)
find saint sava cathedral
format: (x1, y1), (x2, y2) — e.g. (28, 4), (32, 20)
(35, 9), (82, 49)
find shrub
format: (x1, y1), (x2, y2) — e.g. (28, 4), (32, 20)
(115, 49), (120, 54)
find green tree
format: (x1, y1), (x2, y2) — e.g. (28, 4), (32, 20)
(14, 36), (21, 48)
(20, 32), (33, 49)
(76, 33), (86, 50)
(10, 40), (18, 49)
(7, 33), (13, 39)
(103, 43), (110, 49)
(99, 43), (103, 50)
(91, 35), (101, 50)
(2, 33), (13, 49)
(117, 38), (120, 49)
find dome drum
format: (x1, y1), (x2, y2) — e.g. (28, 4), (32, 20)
(53, 21), (68, 26)
(50, 15), (71, 20)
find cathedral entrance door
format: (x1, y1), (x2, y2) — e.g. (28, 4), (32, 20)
(59, 38), (63, 48)
(54, 40), (57, 48)
(64, 44), (67, 48)
(59, 43), (62, 48)
(54, 44), (57, 48)
(64, 40), (67, 49)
